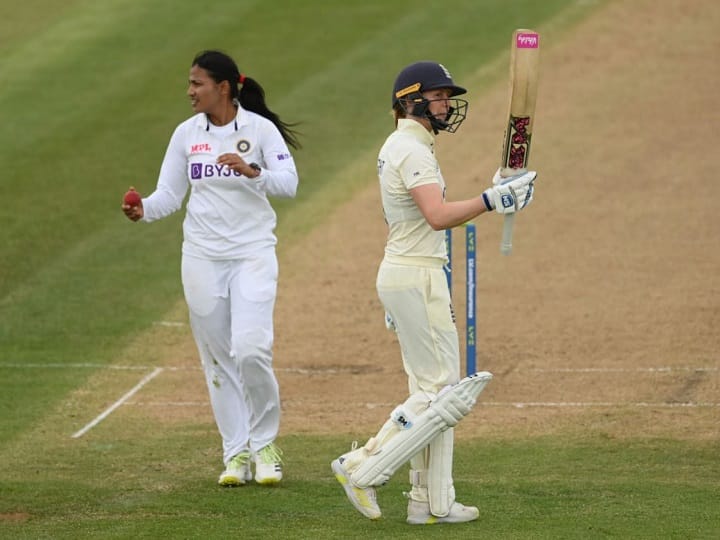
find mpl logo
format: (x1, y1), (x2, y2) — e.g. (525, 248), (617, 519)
(517, 32), (539, 48)
(501, 194), (514, 209)
(190, 143), (212, 153)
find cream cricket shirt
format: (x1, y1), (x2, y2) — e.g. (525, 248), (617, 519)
(141, 105), (298, 260)
(378, 119), (446, 261)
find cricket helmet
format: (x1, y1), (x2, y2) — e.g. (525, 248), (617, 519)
(392, 61), (468, 133)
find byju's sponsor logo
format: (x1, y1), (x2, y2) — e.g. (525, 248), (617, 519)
(190, 162), (242, 180)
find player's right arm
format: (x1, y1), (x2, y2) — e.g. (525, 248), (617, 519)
(411, 169), (537, 230)
(141, 125), (190, 222)
(410, 183), (488, 230)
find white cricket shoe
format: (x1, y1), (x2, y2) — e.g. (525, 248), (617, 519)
(406, 499), (479, 525)
(331, 456), (381, 520)
(254, 443), (283, 485)
(218, 451), (252, 486)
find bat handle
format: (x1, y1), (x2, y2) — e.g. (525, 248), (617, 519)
(500, 213), (515, 256)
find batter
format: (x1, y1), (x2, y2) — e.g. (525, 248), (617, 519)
(331, 61), (538, 524)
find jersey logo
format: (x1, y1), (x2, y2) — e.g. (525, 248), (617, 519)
(190, 143), (212, 154)
(236, 139), (251, 153)
(190, 162), (242, 180)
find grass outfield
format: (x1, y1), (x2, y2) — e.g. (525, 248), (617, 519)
(2, 430), (719, 538)
(3, 0), (719, 537)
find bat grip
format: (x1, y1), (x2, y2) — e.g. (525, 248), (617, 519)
(500, 213), (515, 256)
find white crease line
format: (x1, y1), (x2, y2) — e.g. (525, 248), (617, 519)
(2, 363), (717, 375)
(275, 367), (373, 374)
(0, 362), (370, 374)
(360, 401), (719, 409)
(111, 399), (720, 409)
(71, 367), (164, 439)
(153, 321), (187, 327)
(525, 367), (718, 373)
(0, 362), (199, 371)
(478, 401), (720, 408)
(0, 362), (152, 371)
(125, 401), (208, 406)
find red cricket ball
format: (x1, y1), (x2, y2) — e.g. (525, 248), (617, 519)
(124, 189), (142, 207)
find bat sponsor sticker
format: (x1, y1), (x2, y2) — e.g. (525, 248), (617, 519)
(517, 32), (539, 48)
(502, 115), (532, 170)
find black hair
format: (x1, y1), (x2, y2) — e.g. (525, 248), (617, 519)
(192, 50), (301, 150)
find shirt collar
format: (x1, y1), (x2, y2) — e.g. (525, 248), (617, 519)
(397, 118), (434, 146)
(192, 103), (250, 131)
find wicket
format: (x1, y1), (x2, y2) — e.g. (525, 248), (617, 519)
(444, 223), (477, 375)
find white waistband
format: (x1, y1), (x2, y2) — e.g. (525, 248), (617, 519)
(382, 254), (446, 268)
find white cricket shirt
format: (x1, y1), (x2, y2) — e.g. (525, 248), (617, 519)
(377, 119), (446, 261)
(141, 105), (298, 260)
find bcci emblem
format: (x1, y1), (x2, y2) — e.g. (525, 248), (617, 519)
(236, 139), (251, 153)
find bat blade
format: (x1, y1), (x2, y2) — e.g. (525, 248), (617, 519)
(500, 29), (540, 255)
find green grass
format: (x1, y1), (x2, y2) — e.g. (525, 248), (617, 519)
(5, 1), (716, 538)
(1, 433), (718, 539)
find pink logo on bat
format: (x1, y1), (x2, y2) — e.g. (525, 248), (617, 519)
(517, 32), (539, 48)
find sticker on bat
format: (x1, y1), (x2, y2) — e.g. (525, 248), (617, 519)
(502, 115), (532, 170)
(517, 32), (539, 48)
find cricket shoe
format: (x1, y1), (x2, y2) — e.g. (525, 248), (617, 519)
(331, 456), (381, 520)
(254, 443), (283, 485)
(406, 499), (479, 525)
(218, 451), (252, 486)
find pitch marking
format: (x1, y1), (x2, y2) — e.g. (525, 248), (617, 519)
(71, 367), (163, 439)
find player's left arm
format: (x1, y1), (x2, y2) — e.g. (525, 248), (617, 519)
(253, 121), (299, 198)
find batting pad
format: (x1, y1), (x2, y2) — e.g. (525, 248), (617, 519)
(350, 371), (493, 488)
(428, 428), (454, 516)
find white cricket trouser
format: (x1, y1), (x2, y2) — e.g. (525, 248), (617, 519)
(376, 256), (461, 511)
(181, 251), (280, 465)
(376, 257), (460, 393)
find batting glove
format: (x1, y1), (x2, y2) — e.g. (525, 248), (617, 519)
(482, 169), (537, 214)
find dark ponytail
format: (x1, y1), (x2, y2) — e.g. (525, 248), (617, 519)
(192, 50), (301, 150)
(238, 76), (301, 150)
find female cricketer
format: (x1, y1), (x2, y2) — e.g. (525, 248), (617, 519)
(122, 50), (300, 487)
(331, 61), (537, 524)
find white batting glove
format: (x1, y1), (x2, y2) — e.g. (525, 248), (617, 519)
(482, 169), (537, 214)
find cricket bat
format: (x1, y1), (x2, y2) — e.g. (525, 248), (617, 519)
(499, 29), (540, 255)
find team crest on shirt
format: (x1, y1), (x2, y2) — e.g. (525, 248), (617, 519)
(236, 139), (252, 153)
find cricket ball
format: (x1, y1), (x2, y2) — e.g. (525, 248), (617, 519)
(124, 189), (141, 207)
